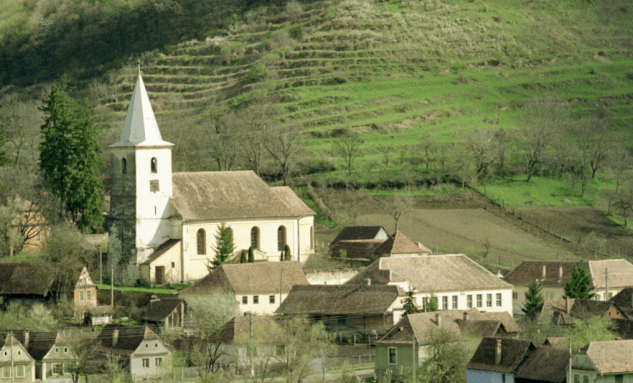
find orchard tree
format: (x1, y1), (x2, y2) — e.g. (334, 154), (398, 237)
(209, 223), (234, 270)
(39, 76), (104, 231)
(522, 279), (544, 314)
(564, 263), (595, 299)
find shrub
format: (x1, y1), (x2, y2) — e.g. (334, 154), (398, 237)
(244, 64), (266, 83)
(248, 247), (255, 263)
(284, 244), (291, 261)
(289, 24), (303, 40)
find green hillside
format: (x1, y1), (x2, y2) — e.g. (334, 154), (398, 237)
(2, 0), (633, 192)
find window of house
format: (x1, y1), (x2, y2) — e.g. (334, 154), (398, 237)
(476, 294), (482, 308)
(270, 295), (275, 304)
(142, 359), (150, 368)
(79, 290), (84, 301)
(496, 293), (502, 307)
(452, 296), (458, 310)
(151, 158), (157, 173)
(121, 158), (127, 174)
(442, 296), (448, 310)
(242, 296), (248, 304)
(486, 294), (492, 307)
(64, 348), (68, 353)
(254, 296), (259, 304)
(197, 229), (206, 255)
(55, 347), (59, 353)
(574, 374), (580, 383)
(582, 375), (589, 383)
(388, 348), (397, 364)
(156, 358), (162, 367)
(512, 291), (518, 299)
(87, 290), (91, 301)
(251, 227), (259, 250)
(53, 364), (63, 375)
(615, 375), (623, 383)
(277, 226), (286, 252)
(467, 295), (473, 309)
(16, 352), (20, 356)
(15, 366), (24, 378)
(171, 262), (175, 268)
(2, 366), (9, 379)
(501, 374), (506, 383)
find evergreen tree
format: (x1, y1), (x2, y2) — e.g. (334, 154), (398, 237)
(403, 289), (418, 315)
(564, 263), (595, 299)
(248, 247), (255, 263)
(209, 223), (234, 269)
(522, 279), (544, 314)
(284, 244), (291, 261)
(39, 76), (104, 231)
(240, 250), (247, 263)
(427, 290), (439, 312)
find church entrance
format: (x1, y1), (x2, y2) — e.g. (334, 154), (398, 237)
(155, 266), (165, 285)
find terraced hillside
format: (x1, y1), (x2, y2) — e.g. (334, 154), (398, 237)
(86, 0), (633, 174)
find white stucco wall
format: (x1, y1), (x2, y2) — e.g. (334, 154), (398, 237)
(305, 269), (360, 285)
(130, 339), (171, 381)
(237, 292), (290, 315)
(182, 218), (314, 281)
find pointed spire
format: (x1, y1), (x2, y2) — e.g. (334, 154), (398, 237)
(110, 73), (173, 148)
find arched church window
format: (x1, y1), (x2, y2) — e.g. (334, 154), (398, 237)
(277, 226), (286, 252)
(151, 157), (157, 173)
(197, 229), (206, 255)
(251, 227), (259, 250)
(122, 158), (127, 174)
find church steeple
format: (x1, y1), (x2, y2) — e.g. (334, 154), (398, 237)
(110, 73), (173, 148)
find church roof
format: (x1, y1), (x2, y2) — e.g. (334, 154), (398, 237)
(171, 171), (314, 221)
(109, 73), (173, 148)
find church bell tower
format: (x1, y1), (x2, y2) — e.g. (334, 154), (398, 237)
(108, 71), (174, 283)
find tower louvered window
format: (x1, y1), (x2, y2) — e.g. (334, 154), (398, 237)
(251, 227), (259, 250)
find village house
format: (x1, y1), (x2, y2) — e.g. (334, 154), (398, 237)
(374, 309), (520, 380)
(94, 324), (171, 381)
(525, 298), (629, 324)
(2, 330), (77, 383)
(330, 229), (431, 264)
(142, 297), (186, 334)
(610, 288), (633, 317)
(572, 340), (633, 383)
(107, 72), (315, 285)
(467, 338), (536, 383)
(0, 333), (35, 383)
(505, 260), (633, 315)
(181, 262), (309, 316)
(346, 254), (514, 317)
(276, 283), (404, 337)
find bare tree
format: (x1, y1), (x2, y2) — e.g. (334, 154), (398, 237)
(464, 128), (497, 178)
(517, 95), (570, 182)
(574, 117), (614, 179)
(333, 132), (362, 176)
(419, 132), (437, 171)
(237, 102), (277, 175)
(264, 124), (302, 185)
(0, 94), (44, 166)
(272, 29), (294, 61)
(385, 194), (413, 233)
(62, 330), (95, 383)
(608, 146), (632, 193)
(205, 109), (239, 171)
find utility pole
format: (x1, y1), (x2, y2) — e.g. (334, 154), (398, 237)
(99, 250), (103, 285)
(111, 259), (114, 307)
(568, 338), (572, 383)
(249, 313), (254, 378)
(412, 333), (416, 383)
(605, 268), (609, 301)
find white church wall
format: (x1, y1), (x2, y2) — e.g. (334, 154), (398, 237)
(135, 148), (173, 197)
(299, 216), (314, 261)
(144, 244), (182, 284)
(182, 217), (307, 281)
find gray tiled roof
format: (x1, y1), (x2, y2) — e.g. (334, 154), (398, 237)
(581, 340), (633, 374)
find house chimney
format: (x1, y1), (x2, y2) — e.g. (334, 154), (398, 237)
(436, 313), (441, 327)
(559, 266), (563, 280)
(542, 265), (547, 279)
(463, 312), (469, 321)
(367, 278), (371, 286)
(24, 329), (29, 348)
(113, 329), (119, 347)
(566, 297), (571, 314)
(495, 338), (502, 365)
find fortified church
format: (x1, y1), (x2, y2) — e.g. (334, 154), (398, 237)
(108, 72), (315, 285)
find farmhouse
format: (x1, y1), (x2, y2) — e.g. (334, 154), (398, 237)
(346, 254), (514, 317)
(572, 340), (633, 383)
(107, 73), (315, 284)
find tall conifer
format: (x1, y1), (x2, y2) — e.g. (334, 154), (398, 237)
(522, 279), (544, 314)
(564, 263), (595, 299)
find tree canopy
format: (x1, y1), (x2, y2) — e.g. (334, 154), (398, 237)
(39, 76), (104, 231)
(564, 263), (595, 299)
(209, 223), (234, 269)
